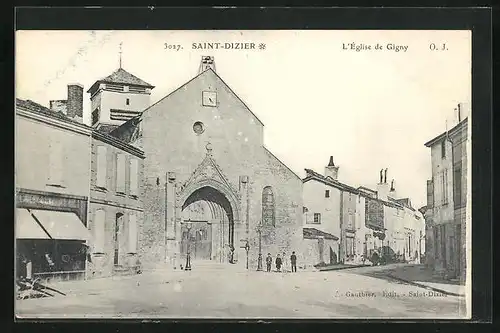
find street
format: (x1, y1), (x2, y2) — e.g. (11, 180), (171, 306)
(15, 264), (467, 319)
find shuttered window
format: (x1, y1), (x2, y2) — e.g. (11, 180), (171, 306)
(93, 209), (105, 253)
(442, 169), (449, 205)
(116, 153), (126, 193)
(130, 158), (139, 196)
(427, 179), (434, 208)
(47, 137), (64, 185)
(96, 146), (107, 188)
(128, 214), (137, 253)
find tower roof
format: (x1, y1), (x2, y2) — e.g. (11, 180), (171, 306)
(87, 68), (154, 94)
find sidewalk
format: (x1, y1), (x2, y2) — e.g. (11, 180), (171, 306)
(386, 265), (466, 297)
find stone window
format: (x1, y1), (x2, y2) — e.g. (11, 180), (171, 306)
(126, 98), (130, 106)
(441, 140), (446, 159)
(96, 146), (107, 188)
(453, 164), (462, 209)
(325, 190), (330, 198)
(129, 158), (139, 197)
(313, 213), (321, 224)
(93, 209), (105, 253)
(116, 153), (126, 194)
(262, 186), (275, 227)
(128, 214), (137, 253)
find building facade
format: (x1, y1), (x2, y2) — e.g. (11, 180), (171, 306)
(16, 83), (145, 281)
(16, 96), (92, 281)
(87, 131), (145, 278)
(103, 57), (304, 271)
(303, 157), (425, 267)
(424, 115), (468, 283)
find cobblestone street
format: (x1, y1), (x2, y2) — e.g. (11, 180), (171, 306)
(16, 264), (467, 319)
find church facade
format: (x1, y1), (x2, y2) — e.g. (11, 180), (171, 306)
(99, 57), (304, 270)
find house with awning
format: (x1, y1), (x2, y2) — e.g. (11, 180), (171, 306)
(16, 96), (93, 281)
(16, 83), (145, 281)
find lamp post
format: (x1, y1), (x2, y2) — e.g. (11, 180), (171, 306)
(245, 241), (250, 270)
(256, 222), (263, 271)
(185, 220), (192, 271)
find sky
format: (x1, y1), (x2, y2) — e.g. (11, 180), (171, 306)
(15, 30), (471, 208)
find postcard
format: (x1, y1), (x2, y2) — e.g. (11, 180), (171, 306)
(15, 29), (471, 319)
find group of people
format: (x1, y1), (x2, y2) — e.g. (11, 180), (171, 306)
(265, 251), (297, 272)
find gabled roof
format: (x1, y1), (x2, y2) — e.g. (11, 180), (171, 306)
(87, 67), (154, 94)
(424, 117), (468, 147)
(303, 168), (359, 194)
(16, 98), (144, 158)
(303, 228), (339, 241)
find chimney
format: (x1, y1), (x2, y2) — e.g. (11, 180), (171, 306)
(199, 56), (216, 74)
(324, 156), (339, 180)
(376, 168), (390, 201)
(388, 179), (397, 199)
(67, 83), (84, 123)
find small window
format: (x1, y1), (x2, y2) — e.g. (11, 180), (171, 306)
(325, 190), (330, 198)
(126, 98), (130, 105)
(313, 213), (321, 224)
(441, 140), (446, 159)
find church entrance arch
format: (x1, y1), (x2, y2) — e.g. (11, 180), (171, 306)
(180, 184), (239, 263)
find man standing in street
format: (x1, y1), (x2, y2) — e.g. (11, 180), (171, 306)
(275, 254), (282, 272)
(266, 253), (272, 272)
(290, 251), (297, 272)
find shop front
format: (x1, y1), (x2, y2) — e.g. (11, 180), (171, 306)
(16, 208), (91, 282)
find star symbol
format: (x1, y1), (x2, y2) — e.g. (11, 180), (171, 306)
(258, 43), (266, 50)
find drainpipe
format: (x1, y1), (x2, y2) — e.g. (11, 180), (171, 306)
(339, 191), (344, 263)
(85, 129), (93, 280)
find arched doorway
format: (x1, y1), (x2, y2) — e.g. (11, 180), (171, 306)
(180, 186), (235, 263)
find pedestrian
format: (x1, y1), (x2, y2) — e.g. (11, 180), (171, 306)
(265, 253), (272, 272)
(275, 254), (282, 272)
(282, 251), (287, 272)
(290, 251), (297, 272)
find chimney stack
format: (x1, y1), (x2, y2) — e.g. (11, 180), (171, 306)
(376, 168), (390, 201)
(388, 179), (397, 199)
(67, 83), (84, 123)
(324, 156), (339, 180)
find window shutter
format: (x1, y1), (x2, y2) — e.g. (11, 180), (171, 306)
(130, 159), (139, 196)
(128, 214), (137, 253)
(94, 210), (105, 253)
(47, 138), (64, 185)
(96, 146), (107, 188)
(116, 153), (126, 193)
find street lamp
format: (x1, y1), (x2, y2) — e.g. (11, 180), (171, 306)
(245, 241), (250, 270)
(185, 220), (192, 271)
(256, 221), (263, 271)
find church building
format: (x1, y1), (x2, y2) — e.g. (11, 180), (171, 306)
(93, 56), (304, 270)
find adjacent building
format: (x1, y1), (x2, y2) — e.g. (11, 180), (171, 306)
(302, 157), (425, 268)
(16, 83), (145, 281)
(424, 108), (468, 283)
(16, 88), (92, 281)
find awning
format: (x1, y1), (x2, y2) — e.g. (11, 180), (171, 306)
(16, 208), (51, 239)
(31, 209), (91, 241)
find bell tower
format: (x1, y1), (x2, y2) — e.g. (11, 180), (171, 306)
(87, 44), (155, 133)
(198, 56), (216, 74)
